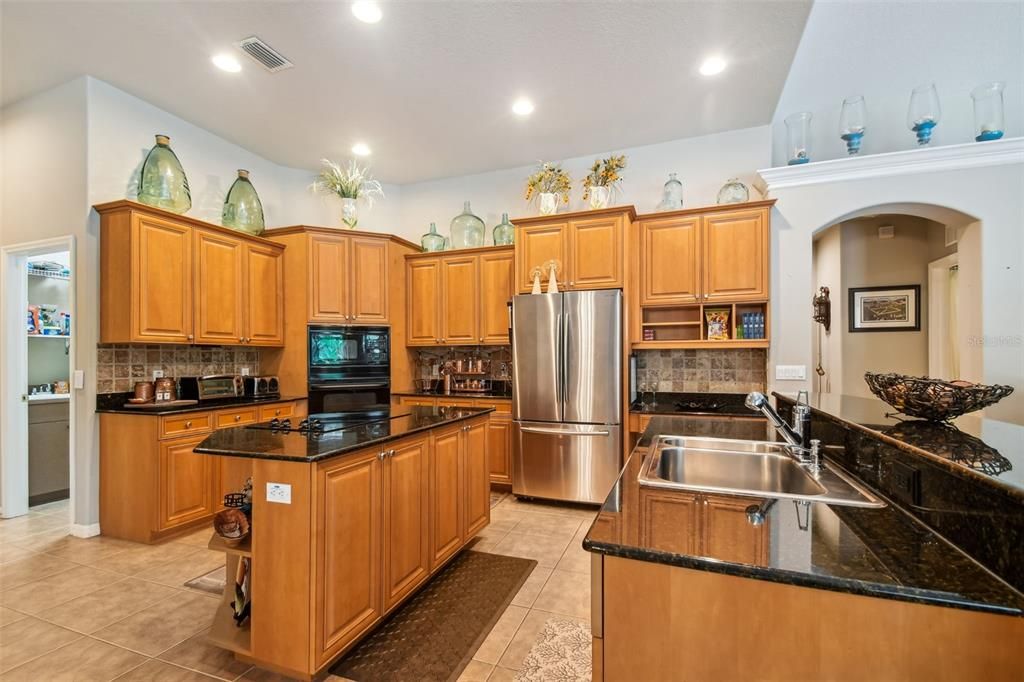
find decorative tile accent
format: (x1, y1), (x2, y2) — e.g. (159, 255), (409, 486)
(636, 349), (767, 393)
(95, 344), (261, 393)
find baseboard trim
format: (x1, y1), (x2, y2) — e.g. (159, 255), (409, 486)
(71, 523), (100, 538)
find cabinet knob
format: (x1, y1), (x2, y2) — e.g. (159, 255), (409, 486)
(388, 449), (396, 458)
(274, 409), (281, 416)
(187, 334), (194, 341)
(234, 415), (241, 421)
(479, 337), (484, 342)
(378, 450), (386, 460)
(185, 421), (192, 428)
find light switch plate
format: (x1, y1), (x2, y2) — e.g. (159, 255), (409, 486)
(241, 367), (251, 376)
(152, 370), (164, 380)
(73, 370), (85, 389)
(266, 482), (292, 504)
(775, 365), (807, 381)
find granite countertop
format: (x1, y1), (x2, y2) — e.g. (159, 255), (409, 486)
(96, 393), (306, 415)
(583, 414), (1024, 617)
(392, 389), (513, 399)
(194, 405), (494, 463)
(629, 391), (763, 418)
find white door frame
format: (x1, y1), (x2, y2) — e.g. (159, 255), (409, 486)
(0, 235), (77, 525)
(928, 252), (959, 379)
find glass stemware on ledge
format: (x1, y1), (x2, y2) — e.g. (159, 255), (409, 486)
(907, 83), (941, 146)
(839, 95), (867, 155)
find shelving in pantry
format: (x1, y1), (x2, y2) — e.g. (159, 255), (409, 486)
(635, 301), (769, 349)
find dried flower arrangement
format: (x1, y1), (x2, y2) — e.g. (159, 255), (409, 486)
(582, 154), (627, 201)
(524, 162), (572, 205)
(310, 159), (384, 202)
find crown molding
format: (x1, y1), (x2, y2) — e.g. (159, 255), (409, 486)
(757, 137), (1024, 193)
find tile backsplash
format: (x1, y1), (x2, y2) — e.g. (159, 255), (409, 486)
(635, 349), (766, 393)
(96, 344), (261, 393)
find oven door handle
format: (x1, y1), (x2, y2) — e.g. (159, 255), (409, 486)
(309, 382), (390, 390)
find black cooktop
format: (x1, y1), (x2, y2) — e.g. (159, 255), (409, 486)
(247, 410), (396, 435)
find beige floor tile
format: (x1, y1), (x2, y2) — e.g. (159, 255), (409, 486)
(469, 536), (503, 553)
(29, 534), (138, 564)
(42, 578), (182, 634)
(84, 541), (202, 576)
(0, 635), (146, 682)
(0, 615), (82, 673)
(115, 659), (221, 681)
(0, 544), (36, 566)
(457, 659), (494, 681)
(239, 666), (302, 681)
(498, 609), (587, 671)
(158, 628), (251, 680)
(533, 569), (591, 621)
(136, 549), (225, 589)
(491, 532), (571, 569)
(486, 666), (518, 682)
(0, 552), (74, 590)
(29, 499), (70, 515)
(554, 534), (591, 575)
(94, 591), (219, 656)
(496, 498), (597, 520)
(511, 512), (583, 539)
(511, 566), (552, 608)
(171, 527), (216, 549)
(473, 604), (528, 664)
(0, 513), (70, 540)
(488, 506), (530, 525)
(0, 607), (26, 627)
(1, 564), (122, 615)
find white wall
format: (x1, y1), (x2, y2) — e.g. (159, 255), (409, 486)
(771, 1), (1023, 166)
(396, 126), (771, 245)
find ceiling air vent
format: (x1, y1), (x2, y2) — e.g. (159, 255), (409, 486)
(237, 36), (293, 73)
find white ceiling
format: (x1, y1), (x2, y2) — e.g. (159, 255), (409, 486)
(1, 0), (811, 184)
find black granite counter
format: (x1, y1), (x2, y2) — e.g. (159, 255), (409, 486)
(629, 391), (762, 418)
(392, 388), (512, 399)
(96, 392), (306, 415)
(194, 406), (493, 463)
(583, 414), (1024, 617)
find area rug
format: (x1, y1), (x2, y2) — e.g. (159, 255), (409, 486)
(331, 550), (536, 682)
(514, 616), (592, 682)
(183, 565), (225, 595)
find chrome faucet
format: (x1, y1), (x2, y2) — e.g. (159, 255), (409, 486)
(745, 392), (821, 475)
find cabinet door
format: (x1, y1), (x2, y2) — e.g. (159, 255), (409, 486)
(702, 494), (769, 566)
(516, 222), (568, 292)
(349, 237), (389, 323)
(315, 449), (383, 665)
(440, 255), (479, 344)
(216, 457), (253, 511)
(406, 258), (441, 345)
(245, 243), (285, 346)
(638, 489), (700, 555)
(383, 435), (430, 612)
(429, 426), (463, 570)
(194, 230), (245, 345)
(640, 216), (700, 305)
(309, 234), (350, 322)
(569, 216), (623, 289)
(158, 436), (215, 530)
(702, 208), (769, 303)
(132, 214), (193, 342)
(486, 417), (512, 485)
(463, 420), (490, 538)
(479, 249), (514, 344)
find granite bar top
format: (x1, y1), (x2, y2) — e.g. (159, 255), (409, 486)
(583, 414), (1024, 617)
(629, 391), (763, 418)
(392, 389), (513, 400)
(96, 392), (306, 415)
(194, 405), (494, 463)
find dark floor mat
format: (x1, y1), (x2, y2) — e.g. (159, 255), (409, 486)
(331, 549), (536, 682)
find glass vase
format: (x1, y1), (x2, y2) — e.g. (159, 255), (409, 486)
(972, 82), (1005, 142)
(717, 178), (749, 204)
(341, 197), (358, 228)
(492, 213), (515, 246)
(660, 173), (683, 210)
(449, 201), (484, 248)
(839, 95), (867, 155)
(421, 222), (445, 252)
(784, 112), (812, 165)
(539, 193), (558, 216)
(588, 185), (611, 209)
(222, 170), (265, 235)
(137, 134), (191, 213)
(907, 83), (941, 146)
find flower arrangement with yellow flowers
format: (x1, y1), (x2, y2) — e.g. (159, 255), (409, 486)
(524, 162), (572, 205)
(582, 154), (627, 201)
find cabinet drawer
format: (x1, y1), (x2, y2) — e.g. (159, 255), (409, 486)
(258, 402), (295, 422)
(159, 412), (213, 439)
(215, 407), (259, 428)
(437, 399), (476, 408)
(400, 397), (438, 407)
(475, 400), (511, 415)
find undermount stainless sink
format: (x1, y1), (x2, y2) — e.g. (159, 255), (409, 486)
(639, 435), (885, 508)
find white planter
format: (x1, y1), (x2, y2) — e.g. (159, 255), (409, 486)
(588, 185), (611, 209)
(341, 197), (358, 228)
(539, 193), (558, 216)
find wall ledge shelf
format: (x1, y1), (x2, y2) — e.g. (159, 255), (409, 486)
(632, 340), (770, 350)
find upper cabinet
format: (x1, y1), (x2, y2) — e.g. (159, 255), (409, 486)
(701, 207), (769, 304)
(97, 201), (284, 346)
(639, 215), (700, 305)
(307, 233), (390, 324)
(513, 206), (633, 293)
(405, 246), (513, 347)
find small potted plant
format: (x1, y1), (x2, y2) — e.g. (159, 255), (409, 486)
(310, 158), (385, 228)
(582, 154), (626, 209)
(525, 162), (571, 216)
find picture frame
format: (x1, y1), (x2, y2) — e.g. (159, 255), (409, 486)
(848, 285), (920, 332)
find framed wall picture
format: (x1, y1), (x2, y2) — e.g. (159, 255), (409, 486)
(848, 285), (921, 332)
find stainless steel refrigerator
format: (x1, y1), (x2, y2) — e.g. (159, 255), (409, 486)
(511, 289), (622, 504)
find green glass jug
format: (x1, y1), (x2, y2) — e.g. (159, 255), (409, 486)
(222, 170), (265, 235)
(492, 213), (515, 246)
(137, 134), (191, 214)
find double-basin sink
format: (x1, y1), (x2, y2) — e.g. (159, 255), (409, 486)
(639, 435), (884, 508)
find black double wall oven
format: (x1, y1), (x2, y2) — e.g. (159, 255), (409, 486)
(307, 325), (390, 418)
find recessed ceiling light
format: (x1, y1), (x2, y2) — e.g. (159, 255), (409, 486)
(211, 53), (242, 73)
(351, 1), (382, 23)
(351, 142), (371, 156)
(512, 97), (535, 116)
(699, 56), (727, 77)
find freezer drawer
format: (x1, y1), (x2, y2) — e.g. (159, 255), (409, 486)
(512, 421), (621, 504)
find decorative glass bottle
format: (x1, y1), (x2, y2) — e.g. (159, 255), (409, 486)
(907, 83), (941, 145)
(222, 170), (265, 235)
(717, 178), (749, 204)
(421, 222), (445, 252)
(660, 173), (683, 210)
(449, 201), (485, 249)
(784, 112), (812, 165)
(971, 82), (1005, 142)
(492, 213), (515, 246)
(839, 95), (867, 155)
(137, 134), (191, 213)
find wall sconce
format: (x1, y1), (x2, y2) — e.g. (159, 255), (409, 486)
(813, 286), (831, 332)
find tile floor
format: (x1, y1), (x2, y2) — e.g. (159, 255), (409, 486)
(0, 496), (596, 681)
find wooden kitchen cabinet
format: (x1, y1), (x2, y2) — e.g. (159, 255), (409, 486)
(569, 214), (624, 289)
(639, 489), (701, 555)
(703, 494), (768, 565)
(440, 254), (480, 344)
(350, 237), (390, 323)
(309, 232), (391, 324)
(486, 417), (513, 485)
(194, 229), (245, 345)
(406, 258), (442, 345)
(478, 249), (514, 344)
(463, 419), (490, 537)
(244, 243), (285, 346)
(516, 221), (569, 291)
(158, 434), (216, 530)
(639, 215), (701, 305)
(382, 434), (431, 612)
(430, 425), (464, 569)
(308, 233), (351, 321)
(702, 207), (769, 303)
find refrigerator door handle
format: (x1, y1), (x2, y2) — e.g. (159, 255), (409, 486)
(519, 426), (611, 437)
(556, 310), (565, 406)
(563, 310), (571, 409)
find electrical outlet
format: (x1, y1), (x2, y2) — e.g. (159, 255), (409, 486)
(241, 367), (251, 376)
(775, 365), (807, 381)
(890, 461), (921, 506)
(152, 369), (164, 380)
(266, 482), (291, 504)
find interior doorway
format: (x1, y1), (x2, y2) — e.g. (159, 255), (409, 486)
(1, 236), (76, 525)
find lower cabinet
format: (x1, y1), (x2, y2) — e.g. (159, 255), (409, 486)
(158, 435), (216, 530)
(383, 434), (432, 612)
(463, 420), (490, 537)
(486, 417), (513, 485)
(430, 426), (465, 569)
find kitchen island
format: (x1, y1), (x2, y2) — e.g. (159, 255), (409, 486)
(193, 405), (494, 680)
